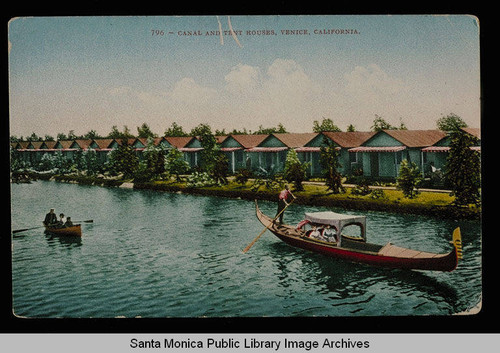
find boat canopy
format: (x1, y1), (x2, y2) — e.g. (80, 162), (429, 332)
(304, 211), (367, 243)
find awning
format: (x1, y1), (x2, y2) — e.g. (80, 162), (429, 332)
(304, 211), (366, 241)
(421, 146), (481, 153)
(220, 147), (243, 152)
(295, 147), (321, 152)
(421, 146), (450, 153)
(179, 147), (203, 152)
(294, 146), (341, 152)
(17, 148), (79, 152)
(348, 146), (406, 153)
(245, 147), (288, 152)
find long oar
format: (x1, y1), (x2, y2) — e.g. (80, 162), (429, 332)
(12, 219), (94, 234)
(243, 199), (295, 253)
(12, 225), (45, 234)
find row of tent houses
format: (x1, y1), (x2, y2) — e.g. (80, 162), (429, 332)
(11, 128), (480, 180)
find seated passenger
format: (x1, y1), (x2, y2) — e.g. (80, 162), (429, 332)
(321, 225), (338, 242)
(309, 226), (323, 240)
(64, 217), (74, 227)
(56, 213), (66, 228)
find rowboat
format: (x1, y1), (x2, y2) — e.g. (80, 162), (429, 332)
(43, 224), (82, 237)
(255, 201), (462, 272)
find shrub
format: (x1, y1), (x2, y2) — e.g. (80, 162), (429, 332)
(235, 168), (252, 185)
(397, 160), (422, 199)
(283, 149), (308, 191)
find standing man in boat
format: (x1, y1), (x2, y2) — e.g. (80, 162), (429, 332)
(43, 208), (58, 226)
(275, 184), (296, 224)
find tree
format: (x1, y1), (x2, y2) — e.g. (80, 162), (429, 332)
(135, 137), (166, 181)
(137, 123), (157, 139)
(190, 123), (212, 137)
(312, 118), (341, 132)
(319, 137), (344, 193)
(27, 132), (42, 141)
(396, 160), (422, 199)
(346, 124), (356, 132)
(444, 130), (480, 206)
(254, 123), (287, 134)
(371, 115), (396, 132)
(165, 148), (190, 181)
(436, 113), (468, 132)
(283, 149), (308, 191)
(57, 133), (68, 140)
(83, 130), (102, 139)
(68, 130), (78, 140)
(192, 124), (228, 184)
(82, 148), (100, 176)
(164, 122), (188, 137)
(107, 138), (139, 178)
(107, 125), (135, 140)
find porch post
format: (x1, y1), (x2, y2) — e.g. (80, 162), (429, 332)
(421, 151), (425, 177)
(232, 151), (235, 173)
(394, 152), (398, 177)
(310, 151), (313, 175)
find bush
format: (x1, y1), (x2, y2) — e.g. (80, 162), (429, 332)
(397, 160), (422, 199)
(235, 168), (252, 185)
(351, 177), (371, 196)
(251, 170), (285, 192)
(283, 149), (308, 191)
(187, 171), (217, 187)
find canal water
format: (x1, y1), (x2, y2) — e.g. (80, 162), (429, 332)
(11, 181), (481, 318)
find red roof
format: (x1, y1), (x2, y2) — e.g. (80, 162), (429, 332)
(163, 136), (194, 149)
(322, 131), (376, 148)
(272, 133), (318, 148)
(381, 129), (447, 147)
(229, 134), (269, 149)
(92, 139), (116, 149)
(461, 127), (480, 139)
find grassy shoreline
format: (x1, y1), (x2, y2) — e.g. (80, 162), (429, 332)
(21, 172), (479, 220)
(133, 180), (480, 220)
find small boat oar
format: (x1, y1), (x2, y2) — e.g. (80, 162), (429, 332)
(243, 199), (295, 253)
(12, 219), (93, 234)
(12, 225), (45, 234)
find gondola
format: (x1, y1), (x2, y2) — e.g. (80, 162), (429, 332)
(255, 201), (462, 272)
(43, 224), (82, 237)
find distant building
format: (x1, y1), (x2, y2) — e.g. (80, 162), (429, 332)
(11, 128), (481, 181)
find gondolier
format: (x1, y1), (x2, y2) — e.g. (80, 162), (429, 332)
(275, 184), (296, 224)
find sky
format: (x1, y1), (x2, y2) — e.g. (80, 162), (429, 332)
(8, 15), (480, 138)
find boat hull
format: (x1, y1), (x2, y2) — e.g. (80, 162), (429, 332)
(255, 202), (459, 272)
(44, 224), (82, 237)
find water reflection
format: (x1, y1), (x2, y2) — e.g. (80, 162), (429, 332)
(267, 241), (459, 315)
(44, 232), (82, 247)
(11, 181), (481, 318)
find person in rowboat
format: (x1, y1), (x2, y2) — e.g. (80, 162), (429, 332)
(275, 184), (296, 224)
(64, 217), (73, 227)
(43, 208), (58, 226)
(56, 213), (66, 228)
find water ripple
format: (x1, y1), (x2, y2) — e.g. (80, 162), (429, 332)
(11, 181), (482, 318)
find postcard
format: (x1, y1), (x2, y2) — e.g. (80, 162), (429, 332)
(8, 15), (481, 325)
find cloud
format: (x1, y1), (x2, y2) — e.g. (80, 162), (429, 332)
(168, 77), (218, 105)
(224, 64), (261, 95)
(344, 64), (409, 100)
(101, 60), (415, 133)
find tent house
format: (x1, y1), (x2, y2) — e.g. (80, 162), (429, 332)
(349, 130), (447, 180)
